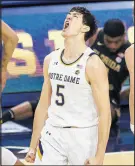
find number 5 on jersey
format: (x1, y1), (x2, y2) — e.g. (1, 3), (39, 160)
(56, 85), (65, 106)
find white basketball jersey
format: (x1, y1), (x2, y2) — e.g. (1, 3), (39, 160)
(46, 47), (98, 127)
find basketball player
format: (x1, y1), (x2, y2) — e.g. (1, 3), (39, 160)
(25, 7), (111, 165)
(1, 147), (24, 165)
(89, 19), (131, 125)
(125, 45), (134, 134)
(1, 20), (18, 90)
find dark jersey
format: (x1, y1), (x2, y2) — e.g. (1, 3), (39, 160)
(91, 30), (131, 107)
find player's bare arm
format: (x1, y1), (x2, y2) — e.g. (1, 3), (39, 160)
(85, 55), (111, 165)
(1, 20), (19, 89)
(25, 55), (52, 163)
(2, 20), (18, 68)
(125, 45), (134, 133)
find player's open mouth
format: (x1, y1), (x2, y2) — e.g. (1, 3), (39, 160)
(64, 22), (69, 29)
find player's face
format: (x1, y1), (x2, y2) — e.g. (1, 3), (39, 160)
(62, 12), (84, 38)
(104, 35), (125, 52)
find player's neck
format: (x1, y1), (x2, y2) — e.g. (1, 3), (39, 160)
(64, 37), (87, 58)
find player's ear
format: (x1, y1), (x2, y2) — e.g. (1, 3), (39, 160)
(82, 25), (90, 33)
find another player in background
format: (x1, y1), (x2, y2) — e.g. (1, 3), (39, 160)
(1, 20), (18, 90)
(89, 19), (131, 126)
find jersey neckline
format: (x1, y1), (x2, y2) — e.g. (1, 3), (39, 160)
(60, 49), (84, 66)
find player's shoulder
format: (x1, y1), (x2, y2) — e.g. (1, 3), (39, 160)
(125, 44), (134, 60)
(49, 48), (63, 57)
(44, 48), (63, 64)
(125, 44), (134, 70)
(86, 53), (106, 71)
(125, 44), (134, 54)
(86, 53), (107, 81)
(121, 40), (131, 52)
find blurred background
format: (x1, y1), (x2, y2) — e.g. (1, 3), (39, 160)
(1, 0), (134, 162)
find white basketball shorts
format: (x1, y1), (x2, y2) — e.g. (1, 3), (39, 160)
(34, 123), (98, 165)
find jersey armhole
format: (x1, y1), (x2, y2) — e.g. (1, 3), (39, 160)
(85, 52), (98, 85)
(88, 52), (97, 57)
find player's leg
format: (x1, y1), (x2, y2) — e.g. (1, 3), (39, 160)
(1, 147), (24, 165)
(67, 126), (98, 165)
(12, 100), (38, 120)
(1, 100), (38, 123)
(110, 103), (121, 126)
(120, 88), (129, 101)
(34, 124), (68, 165)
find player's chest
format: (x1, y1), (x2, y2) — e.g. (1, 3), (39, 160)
(48, 62), (85, 86)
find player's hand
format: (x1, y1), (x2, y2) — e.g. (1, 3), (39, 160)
(84, 157), (103, 165)
(1, 68), (7, 91)
(25, 148), (36, 163)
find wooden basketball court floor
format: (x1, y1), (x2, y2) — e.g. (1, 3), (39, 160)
(103, 151), (134, 165)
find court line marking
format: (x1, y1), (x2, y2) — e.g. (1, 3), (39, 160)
(4, 146), (29, 150)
